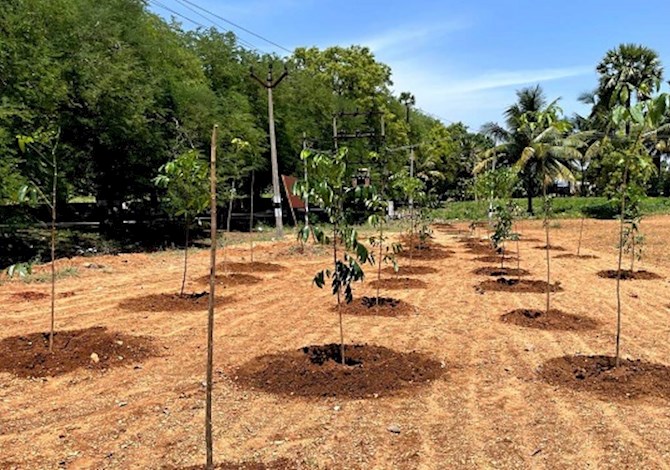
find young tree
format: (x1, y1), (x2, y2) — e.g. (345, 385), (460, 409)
(154, 150), (210, 296)
(365, 188), (401, 308)
(601, 95), (665, 366)
(295, 147), (372, 365)
(16, 129), (60, 353)
(391, 171), (425, 266)
(490, 201), (519, 270)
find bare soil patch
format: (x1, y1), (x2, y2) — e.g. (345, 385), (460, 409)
(472, 255), (517, 263)
(177, 458), (299, 470)
(218, 262), (286, 273)
(500, 309), (599, 331)
(472, 267), (530, 277)
(396, 248), (453, 260)
(334, 296), (414, 317)
(118, 292), (230, 312)
(534, 245), (567, 251)
(197, 273), (263, 287)
(11, 291), (48, 301)
(554, 253), (599, 260)
(0, 326), (156, 378)
(539, 355), (670, 401)
(476, 278), (563, 293)
(232, 343), (444, 399)
(596, 270), (662, 280)
(368, 277), (427, 290)
(382, 265), (438, 275)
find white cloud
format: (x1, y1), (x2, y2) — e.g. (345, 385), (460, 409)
(358, 20), (470, 54)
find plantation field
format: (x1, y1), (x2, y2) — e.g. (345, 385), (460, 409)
(2, 216), (670, 469)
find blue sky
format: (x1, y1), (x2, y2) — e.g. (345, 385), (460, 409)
(151, 0), (670, 131)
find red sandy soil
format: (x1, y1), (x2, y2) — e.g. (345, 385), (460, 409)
(2, 217), (670, 468)
(333, 296), (415, 317)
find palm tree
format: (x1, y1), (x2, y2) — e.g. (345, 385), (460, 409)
(596, 43), (663, 113)
(478, 85), (549, 213)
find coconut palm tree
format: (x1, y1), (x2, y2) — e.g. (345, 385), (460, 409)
(478, 85), (549, 213)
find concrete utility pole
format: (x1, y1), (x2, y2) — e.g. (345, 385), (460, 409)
(251, 63), (288, 238)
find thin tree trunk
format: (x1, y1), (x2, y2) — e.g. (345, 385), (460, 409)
(615, 166), (628, 368)
(334, 222), (344, 365)
(526, 172), (534, 215)
(409, 206), (415, 268)
(577, 216), (585, 256)
(500, 240), (505, 270)
(516, 236), (521, 283)
(630, 231), (635, 272)
(49, 156), (57, 353)
(249, 171), (255, 262)
(543, 171), (551, 315)
(377, 224), (383, 310)
(205, 124), (218, 470)
(226, 183), (234, 233)
(181, 222), (189, 296)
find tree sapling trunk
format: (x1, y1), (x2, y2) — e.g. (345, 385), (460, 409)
(333, 222), (345, 365)
(543, 175), (551, 316)
(249, 170), (255, 262)
(181, 220), (189, 296)
(226, 183), (234, 233)
(615, 166), (628, 368)
(49, 152), (57, 353)
(377, 224), (383, 310)
(205, 125), (218, 470)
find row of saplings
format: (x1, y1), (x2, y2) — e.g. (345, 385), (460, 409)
(455, 162), (669, 403)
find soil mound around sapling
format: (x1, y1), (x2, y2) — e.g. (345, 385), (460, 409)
(472, 267), (530, 277)
(11, 291), (49, 301)
(218, 262), (286, 273)
(118, 292), (230, 312)
(500, 309), (599, 331)
(175, 457), (299, 470)
(472, 255), (517, 264)
(534, 245), (567, 251)
(518, 237), (542, 243)
(197, 273), (263, 287)
(0, 326), (156, 378)
(538, 355), (670, 401)
(334, 296), (414, 317)
(232, 343), (445, 399)
(555, 253), (599, 260)
(396, 248), (453, 260)
(597, 270), (662, 280)
(369, 277), (427, 290)
(476, 278), (563, 293)
(382, 265), (438, 275)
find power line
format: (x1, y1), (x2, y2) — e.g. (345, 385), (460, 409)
(171, 0), (262, 52)
(177, 0), (293, 54)
(148, 0), (262, 53)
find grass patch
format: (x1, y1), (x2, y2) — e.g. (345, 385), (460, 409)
(21, 267), (79, 284)
(434, 197), (670, 221)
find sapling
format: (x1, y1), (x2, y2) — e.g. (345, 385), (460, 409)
(296, 148), (373, 365)
(154, 150), (209, 296)
(16, 130), (60, 352)
(490, 201), (517, 270)
(365, 189), (401, 309)
(391, 172), (424, 266)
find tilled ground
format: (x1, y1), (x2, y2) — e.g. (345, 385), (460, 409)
(1, 217), (670, 469)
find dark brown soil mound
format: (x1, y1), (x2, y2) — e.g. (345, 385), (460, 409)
(500, 309), (599, 331)
(534, 245), (567, 251)
(396, 248), (453, 260)
(197, 273), (263, 287)
(218, 262), (286, 273)
(232, 343), (445, 399)
(11, 291), (49, 301)
(472, 255), (517, 264)
(118, 292), (230, 312)
(597, 270), (662, 280)
(476, 278), (563, 293)
(518, 237), (542, 243)
(176, 457), (299, 469)
(398, 235), (441, 250)
(334, 296), (414, 317)
(59, 291), (76, 298)
(0, 327), (156, 378)
(472, 267), (530, 277)
(465, 244), (497, 255)
(538, 355), (670, 401)
(382, 265), (438, 275)
(369, 277), (427, 290)
(555, 253), (599, 259)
